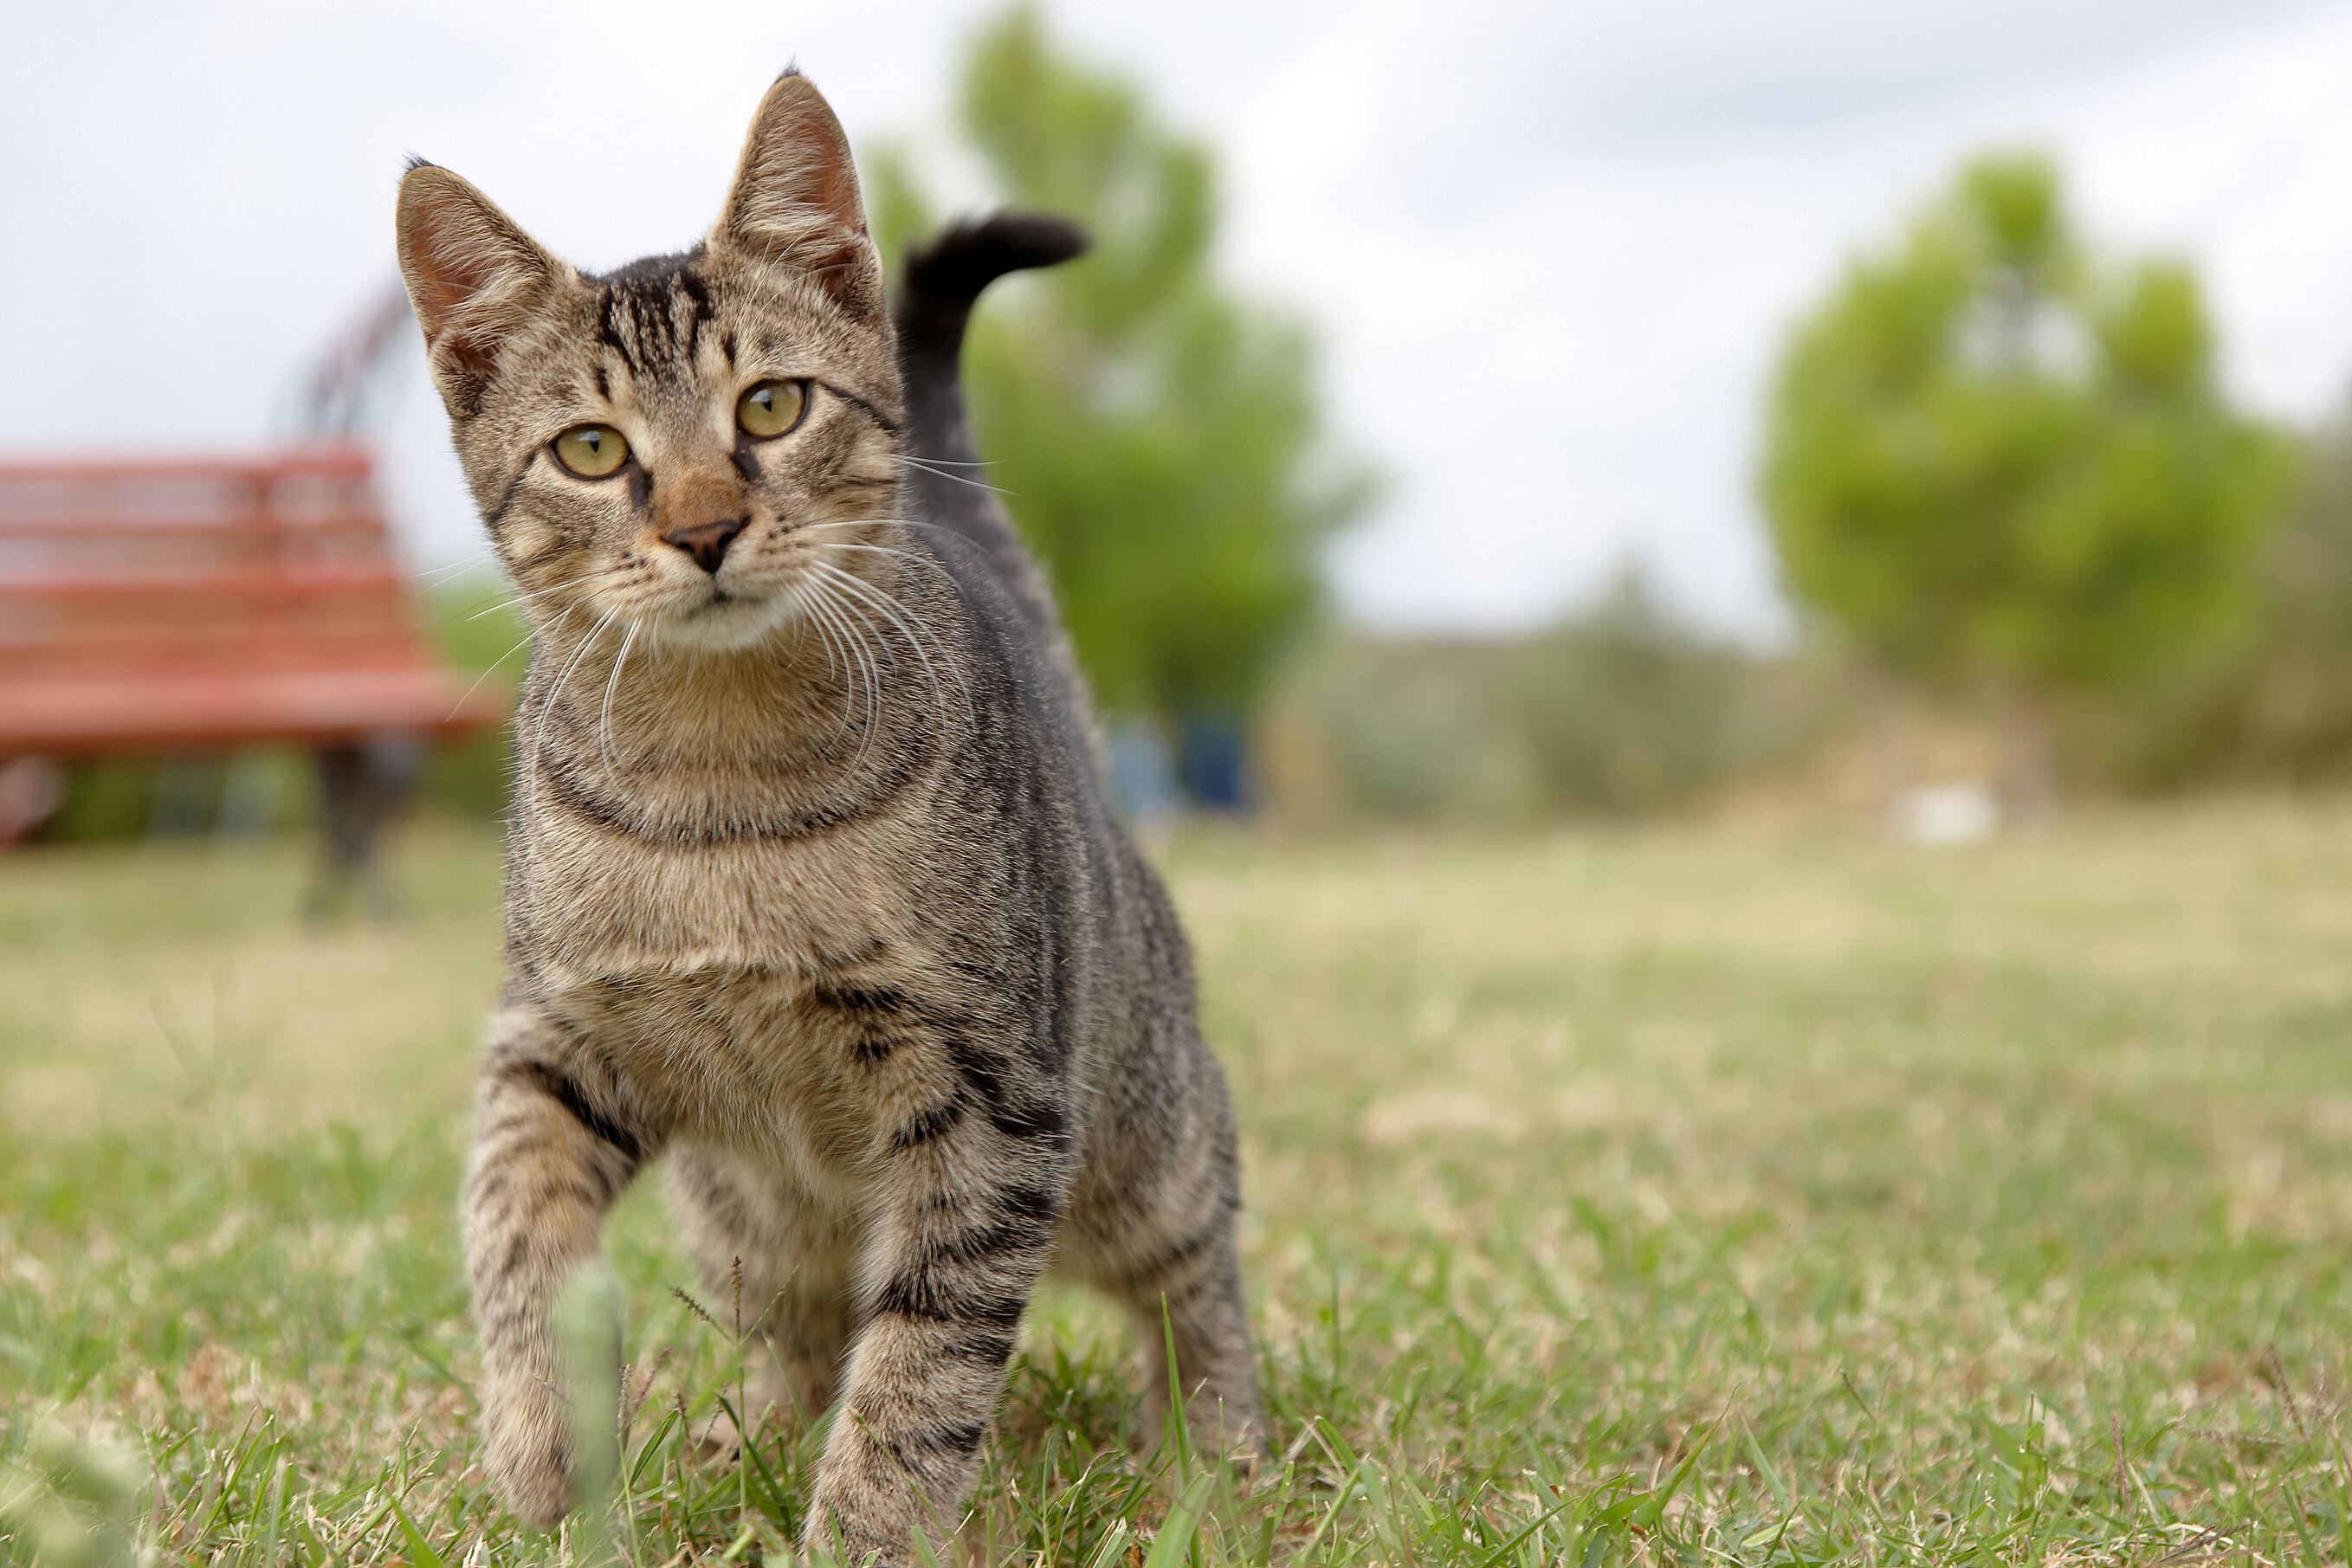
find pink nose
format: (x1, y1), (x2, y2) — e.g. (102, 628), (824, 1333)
(662, 516), (748, 573)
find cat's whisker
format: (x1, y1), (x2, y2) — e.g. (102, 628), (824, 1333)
(785, 580), (843, 684)
(835, 588), (887, 762)
(893, 455), (1014, 497)
(413, 552), (492, 584)
(514, 569), (614, 599)
(808, 558), (973, 723)
(806, 586), (872, 756)
(795, 516), (998, 556)
(529, 608), (618, 779)
(784, 580), (857, 741)
(464, 571), (611, 623)
(446, 608), (565, 723)
(810, 567), (962, 763)
(800, 575), (882, 767)
(799, 541), (928, 563)
(795, 517), (940, 533)
(598, 619), (641, 780)
(807, 561), (928, 704)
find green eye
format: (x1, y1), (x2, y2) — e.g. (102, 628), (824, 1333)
(736, 379), (809, 439)
(552, 424), (630, 479)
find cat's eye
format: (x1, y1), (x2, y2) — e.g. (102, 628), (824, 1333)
(552, 424), (630, 479)
(736, 379), (810, 440)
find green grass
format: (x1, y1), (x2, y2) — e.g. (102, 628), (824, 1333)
(9, 802), (2352, 1564)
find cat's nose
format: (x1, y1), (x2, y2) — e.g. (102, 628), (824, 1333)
(662, 516), (749, 574)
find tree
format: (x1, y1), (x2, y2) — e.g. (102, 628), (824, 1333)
(1505, 565), (1777, 817)
(869, 6), (1374, 733)
(2105, 400), (2352, 787)
(1760, 152), (2296, 810)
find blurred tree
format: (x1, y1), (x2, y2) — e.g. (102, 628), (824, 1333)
(1760, 152), (2296, 810)
(2098, 401), (2352, 788)
(1264, 562), (1845, 824)
(1506, 565), (1773, 816)
(869, 5), (1374, 740)
(2232, 406), (2352, 771)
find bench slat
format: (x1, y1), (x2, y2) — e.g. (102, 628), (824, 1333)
(0, 671), (509, 754)
(0, 565), (410, 601)
(0, 445), (505, 759)
(0, 632), (441, 681)
(0, 448), (375, 487)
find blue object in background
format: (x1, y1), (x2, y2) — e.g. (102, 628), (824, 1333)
(1176, 713), (1250, 813)
(1105, 720), (1183, 827)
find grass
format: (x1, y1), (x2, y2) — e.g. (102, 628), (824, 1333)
(8, 801), (2352, 1564)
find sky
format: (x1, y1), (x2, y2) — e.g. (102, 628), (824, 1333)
(7, 0), (2352, 639)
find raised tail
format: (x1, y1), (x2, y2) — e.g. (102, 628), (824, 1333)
(891, 212), (1089, 626)
(895, 212), (1089, 385)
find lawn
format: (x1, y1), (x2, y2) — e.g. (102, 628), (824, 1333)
(8, 803), (2352, 1565)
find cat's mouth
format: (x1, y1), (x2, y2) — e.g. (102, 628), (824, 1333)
(638, 576), (798, 653)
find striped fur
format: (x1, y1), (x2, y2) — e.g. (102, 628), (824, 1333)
(396, 70), (1260, 1560)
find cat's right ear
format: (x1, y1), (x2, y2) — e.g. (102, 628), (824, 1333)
(396, 163), (565, 416)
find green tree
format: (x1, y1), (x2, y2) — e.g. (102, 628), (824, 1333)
(1760, 152), (2296, 808)
(2103, 400), (2352, 787)
(870, 6), (1373, 729)
(1506, 565), (1781, 816)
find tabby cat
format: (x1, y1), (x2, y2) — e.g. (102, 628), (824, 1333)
(393, 68), (1261, 1564)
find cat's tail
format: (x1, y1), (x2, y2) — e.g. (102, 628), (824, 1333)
(891, 213), (1088, 623)
(894, 211), (1089, 384)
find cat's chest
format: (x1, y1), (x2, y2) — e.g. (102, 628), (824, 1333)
(510, 810), (945, 1164)
(513, 798), (923, 976)
(559, 963), (880, 1168)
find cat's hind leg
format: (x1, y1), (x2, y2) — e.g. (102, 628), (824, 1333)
(667, 1145), (860, 1436)
(1066, 1089), (1264, 1462)
(1108, 1204), (1263, 1462)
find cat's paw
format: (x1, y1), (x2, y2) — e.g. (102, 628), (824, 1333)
(481, 1388), (578, 1530)
(488, 1439), (575, 1532)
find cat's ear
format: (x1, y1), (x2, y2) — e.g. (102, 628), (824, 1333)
(713, 70), (883, 318)
(396, 162), (567, 416)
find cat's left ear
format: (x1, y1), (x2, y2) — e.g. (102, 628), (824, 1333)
(713, 70), (883, 318)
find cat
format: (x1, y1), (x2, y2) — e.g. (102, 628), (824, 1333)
(394, 68), (1262, 1563)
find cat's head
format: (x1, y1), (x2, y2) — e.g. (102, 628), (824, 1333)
(395, 70), (901, 653)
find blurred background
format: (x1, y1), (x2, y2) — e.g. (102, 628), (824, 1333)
(24, 9), (2352, 1559)
(10, 0), (2352, 840)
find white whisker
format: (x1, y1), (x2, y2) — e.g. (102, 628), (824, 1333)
(784, 579), (857, 740)
(800, 541), (929, 564)
(795, 516), (984, 547)
(800, 575), (882, 767)
(528, 608), (617, 779)
(894, 455), (1014, 497)
(447, 609), (565, 722)
(463, 570), (609, 623)
(806, 563), (964, 755)
(413, 551), (491, 584)
(598, 619), (641, 779)
(802, 584), (869, 752)
(809, 558), (973, 723)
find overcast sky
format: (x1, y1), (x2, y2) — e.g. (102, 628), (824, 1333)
(9, 1), (2352, 637)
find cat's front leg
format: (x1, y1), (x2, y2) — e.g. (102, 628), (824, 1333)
(804, 1037), (1071, 1565)
(464, 1003), (656, 1528)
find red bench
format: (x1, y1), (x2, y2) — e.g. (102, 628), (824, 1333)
(0, 445), (507, 896)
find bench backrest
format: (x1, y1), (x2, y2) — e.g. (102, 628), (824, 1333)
(0, 446), (438, 685)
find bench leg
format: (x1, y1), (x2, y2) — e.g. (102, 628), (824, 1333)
(309, 737), (422, 920)
(0, 757), (66, 845)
